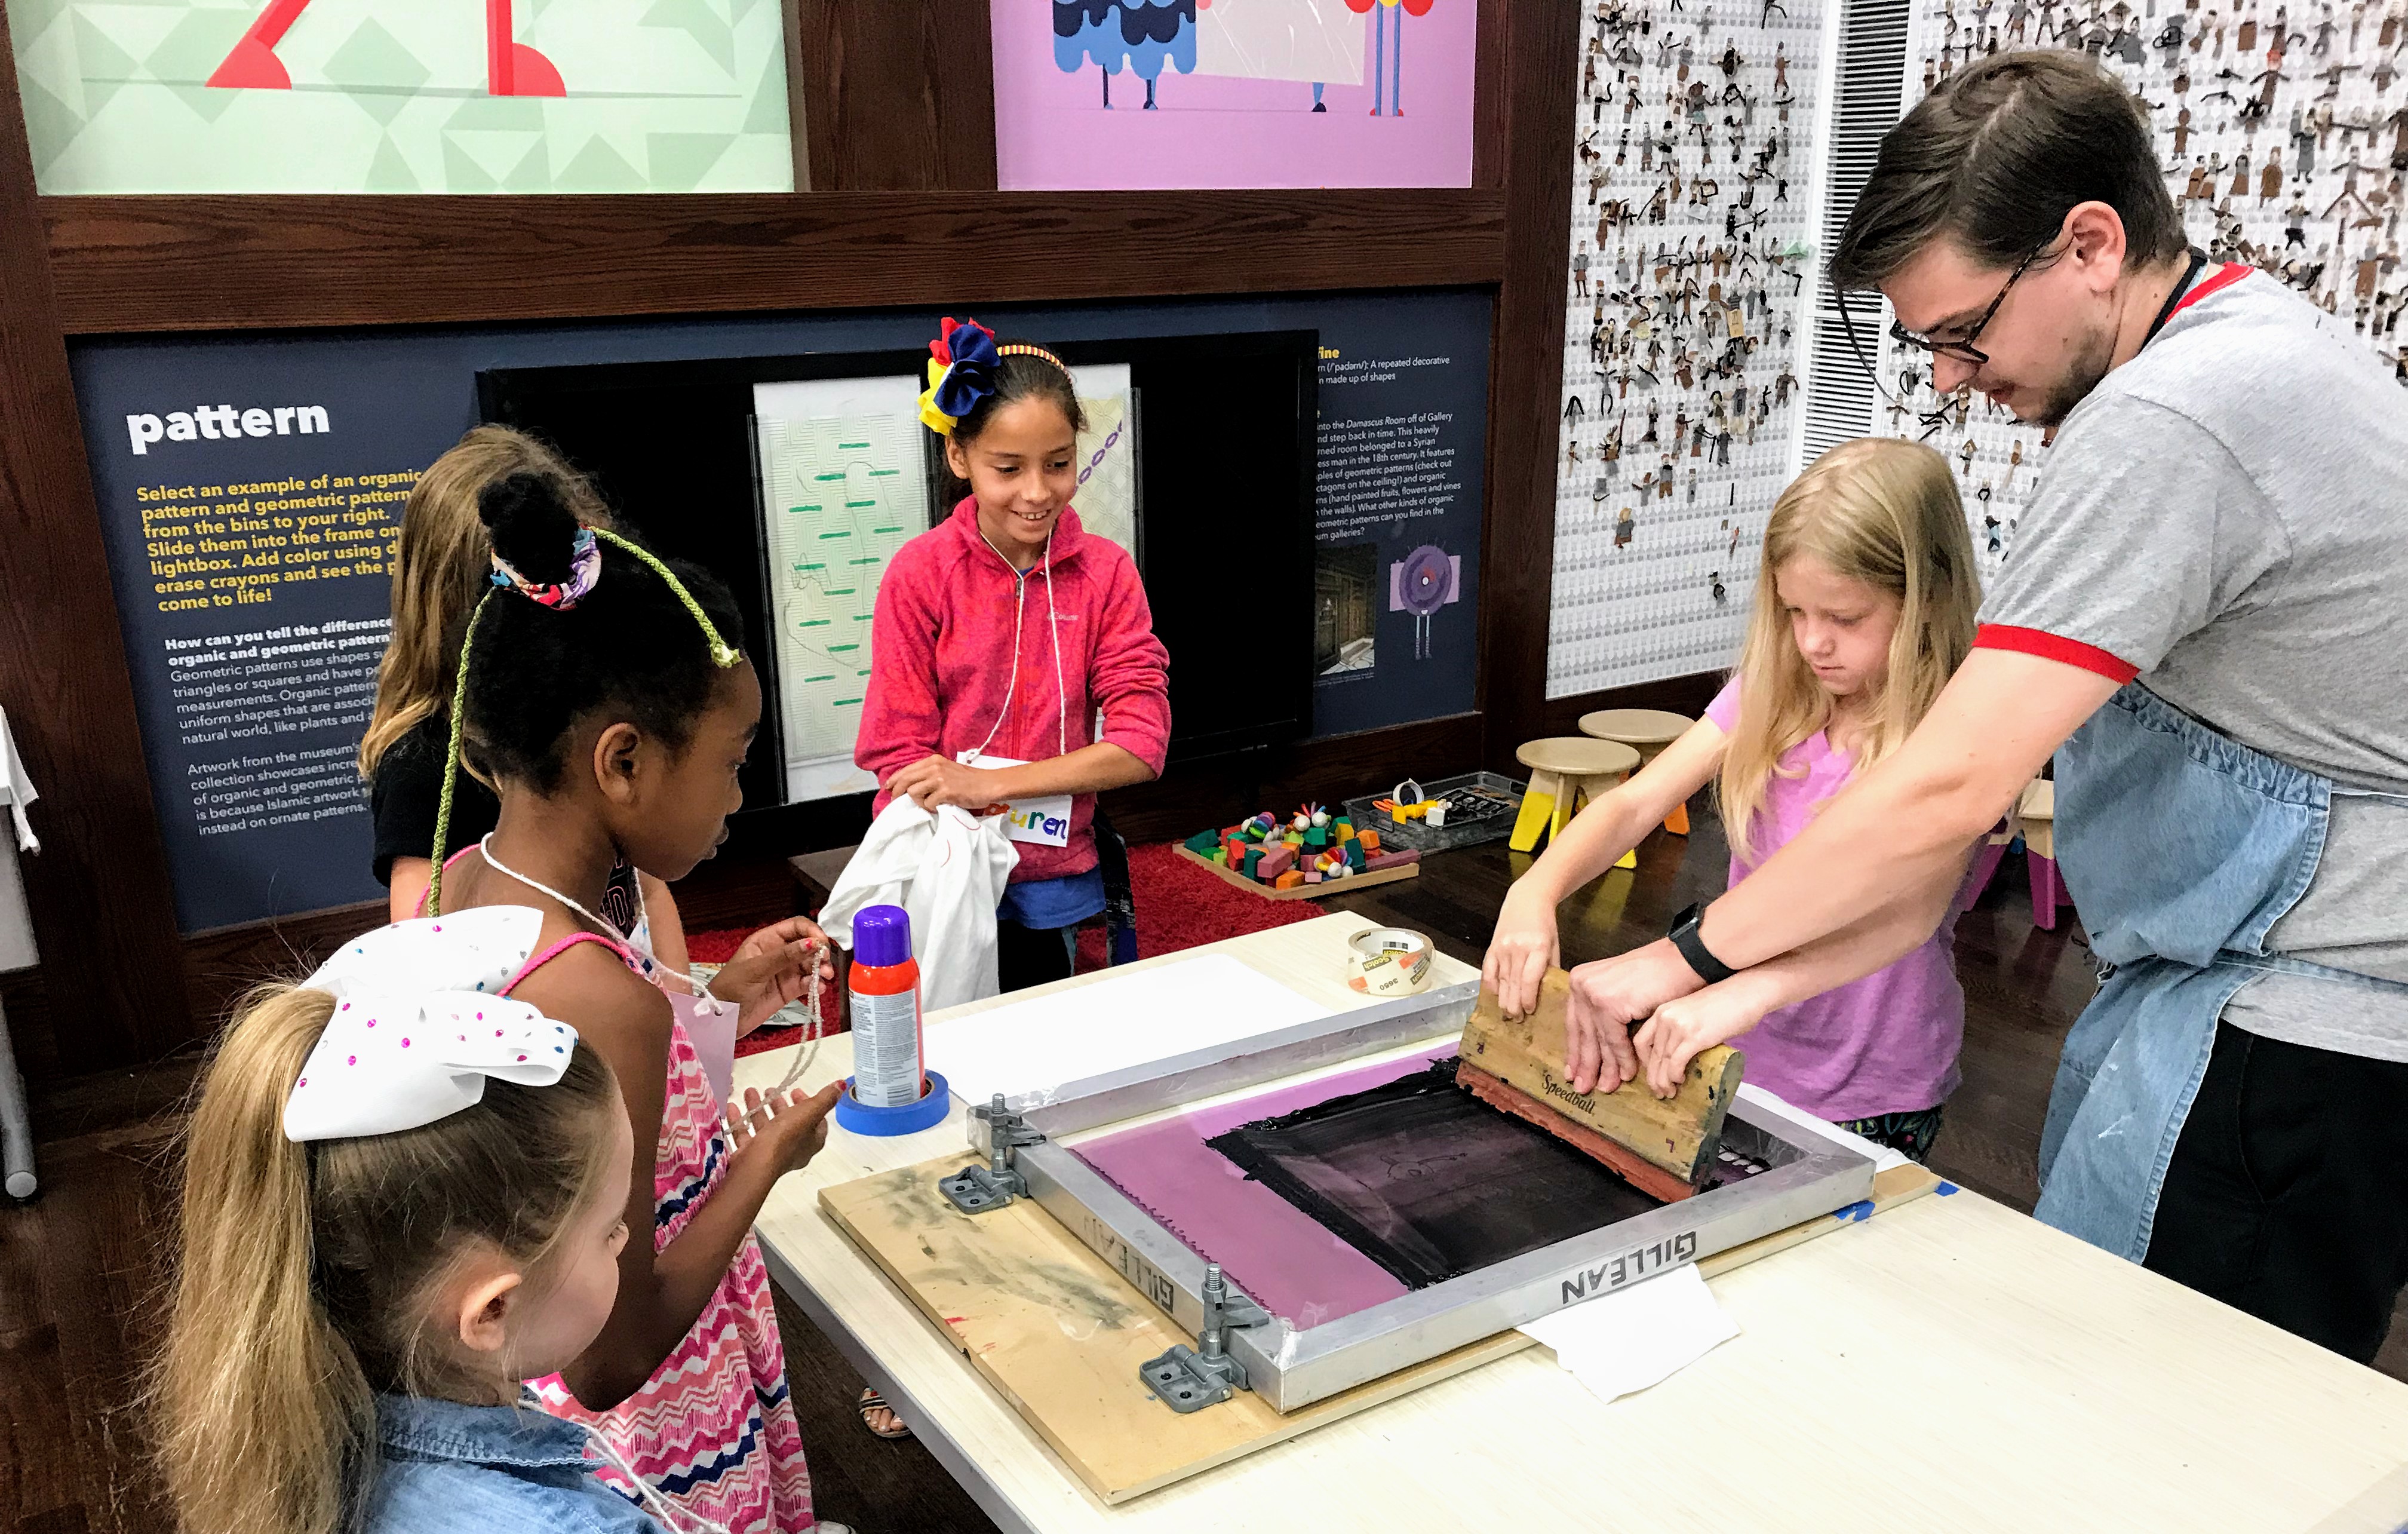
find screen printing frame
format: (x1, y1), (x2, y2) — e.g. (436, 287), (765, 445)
(963, 980), (1878, 1414)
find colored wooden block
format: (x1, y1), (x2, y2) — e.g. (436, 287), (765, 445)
(1183, 829), (1220, 854)
(1210, 848), (1227, 866)
(1305, 827), (1328, 848)
(1273, 870), (1305, 891)
(1257, 844), (1295, 879)
(1614, 848), (1638, 870)
(1242, 848), (1263, 879)
(1346, 839), (1367, 870)
(1365, 848), (1421, 872)
(1303, 869), (1322, 884)
(1358, 829), (1381, 853)
(1664, 802), (1691, 836)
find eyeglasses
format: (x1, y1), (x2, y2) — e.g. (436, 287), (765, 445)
(1832, 234), (2059, 417)
(1889, 236), (2057, 364)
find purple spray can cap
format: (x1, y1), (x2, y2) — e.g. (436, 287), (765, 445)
(853, 904), (913, 968)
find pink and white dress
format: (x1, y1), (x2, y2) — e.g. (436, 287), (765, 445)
(506, 928), (816, 1533)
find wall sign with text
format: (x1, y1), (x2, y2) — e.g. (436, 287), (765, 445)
(73, 289), (1491, 931)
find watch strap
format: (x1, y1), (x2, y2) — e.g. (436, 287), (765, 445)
(1667, 901), (1738, 985)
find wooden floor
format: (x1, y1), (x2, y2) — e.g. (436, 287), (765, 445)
(5, 812), (2403, 1533)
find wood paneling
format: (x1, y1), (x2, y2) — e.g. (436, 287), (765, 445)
(796, 0), (997, 192)
(0, 2), (195, 1074)
(42, 189), (1504, 335)
(1522, 671), (1726, 744)
(177, 900), (386, 1046)
(1471, 0), (1581, 771)
(1470, 0), (1512, 188)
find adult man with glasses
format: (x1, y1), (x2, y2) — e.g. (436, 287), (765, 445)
(1560, 50), (2408, 1363)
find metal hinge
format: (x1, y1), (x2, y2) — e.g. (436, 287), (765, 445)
(1138, 1263), (1253, 1413)
(938, 1094), (1046, 1213)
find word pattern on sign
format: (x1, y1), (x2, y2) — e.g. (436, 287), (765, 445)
(1876, 0), (2408, 572)
(1547, 0), (1830, 699)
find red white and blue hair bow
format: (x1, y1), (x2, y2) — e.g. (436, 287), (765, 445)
(920, 318), (1074, 435)
(920, 317), (1002, 435)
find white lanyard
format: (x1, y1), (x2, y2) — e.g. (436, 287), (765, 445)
(967, 528), (1068, 765)
(477, 835), (715, 1000)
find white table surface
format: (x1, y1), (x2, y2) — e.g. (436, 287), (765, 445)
(745, 913), (2408, 1533)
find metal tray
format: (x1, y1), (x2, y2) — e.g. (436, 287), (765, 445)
(1344, 771), (1526, 855)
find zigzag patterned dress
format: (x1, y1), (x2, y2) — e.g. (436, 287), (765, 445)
(511, 931), (816, 1533)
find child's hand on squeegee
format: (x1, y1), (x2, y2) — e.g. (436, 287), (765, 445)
(1633, 978), (1774, 1099)
(1482, 883), (1562, 1018)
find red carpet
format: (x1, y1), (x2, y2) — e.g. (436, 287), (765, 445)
(699, 842), (1326, 1060)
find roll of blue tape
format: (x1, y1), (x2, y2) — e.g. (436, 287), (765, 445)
(833, 1069), (953, 1137)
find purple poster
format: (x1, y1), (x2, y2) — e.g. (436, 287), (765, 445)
(994, 0), (1476, 191)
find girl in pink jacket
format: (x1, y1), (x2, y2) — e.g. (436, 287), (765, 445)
(855, 317), (1172, 996)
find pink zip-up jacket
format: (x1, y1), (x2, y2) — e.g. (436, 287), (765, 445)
(856, 499), (1171, 883)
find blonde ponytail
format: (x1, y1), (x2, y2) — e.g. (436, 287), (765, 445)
(158, 988), (370, 1534)
(155, 984), (621, 1534)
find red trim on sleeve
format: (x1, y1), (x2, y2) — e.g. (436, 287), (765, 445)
(1973, 624), (2140, 683)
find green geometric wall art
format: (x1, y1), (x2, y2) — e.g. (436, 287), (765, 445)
(8, 0), (792, 192)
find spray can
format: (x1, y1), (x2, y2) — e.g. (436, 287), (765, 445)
(847, 905), (924, 1106)
(834, 906), (952, 1136)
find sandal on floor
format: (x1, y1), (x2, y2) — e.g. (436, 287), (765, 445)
(857, 1388), (913, 1441)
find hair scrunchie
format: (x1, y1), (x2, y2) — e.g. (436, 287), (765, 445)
(490, 525), (599, 609)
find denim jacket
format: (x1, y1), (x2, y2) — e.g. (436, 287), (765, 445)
(364, 1392), (666, 1534)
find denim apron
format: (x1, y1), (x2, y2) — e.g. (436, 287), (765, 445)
(2032, 683), (2408, 1260)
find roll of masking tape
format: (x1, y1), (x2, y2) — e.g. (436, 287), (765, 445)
(1346, 926), (1435, 998)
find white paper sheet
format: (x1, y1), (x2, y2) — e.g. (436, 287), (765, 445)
(1518, 1262), (1740, 1404)
(927, 954), (1329, 1106)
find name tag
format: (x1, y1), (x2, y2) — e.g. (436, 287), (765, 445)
(959, 753), (1073, 847)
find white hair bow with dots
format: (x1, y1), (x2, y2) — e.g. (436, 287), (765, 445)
(282, 906), (580, 1143)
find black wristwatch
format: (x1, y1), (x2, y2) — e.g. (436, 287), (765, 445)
(1666, 902), (1738, 985)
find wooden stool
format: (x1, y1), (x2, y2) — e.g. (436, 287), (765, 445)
(1964, 781), (2070, 931)
(2020, 780), (2065, 930)
(1510, 737), (1642, 854)
(1580, 707), (1696, 842)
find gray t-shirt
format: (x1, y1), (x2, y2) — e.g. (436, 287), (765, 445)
(1982, 269), (2408, 1060)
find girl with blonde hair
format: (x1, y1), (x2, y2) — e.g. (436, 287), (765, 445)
(1484, 438), (1983, 1157)
(157, 913), (659, 1534)
(360, 427), (688, 977)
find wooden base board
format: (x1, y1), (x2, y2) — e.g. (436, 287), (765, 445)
(1171, 843), (1420, 901)
(820, 1155), (1526, 1504)
(821, 1149), (1942, 1504)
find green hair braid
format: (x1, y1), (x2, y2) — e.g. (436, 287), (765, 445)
(592, 529), (741, 670)
(423, 589), (493, 919)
